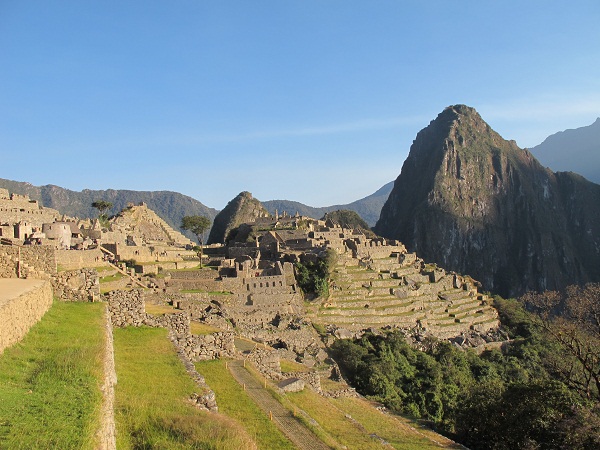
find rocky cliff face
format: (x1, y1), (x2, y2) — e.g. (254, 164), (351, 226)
(207, 192), (270, 245)
(374, 105), (600, 297)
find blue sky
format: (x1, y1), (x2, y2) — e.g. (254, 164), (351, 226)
(1, 1), (599, 209)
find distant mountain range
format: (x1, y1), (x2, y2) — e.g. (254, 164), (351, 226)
(531, 117), (600, 184)
(375, 105), (600, 298)
(0, 178), (218, 241)
(262, 181), (393, 227)
(0, 177), (393, 242)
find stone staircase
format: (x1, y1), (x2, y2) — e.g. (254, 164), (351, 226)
(315, 254), (499, 339)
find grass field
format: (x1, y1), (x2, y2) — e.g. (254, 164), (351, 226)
(286, 389), (452, 449)
(0, 301), (105, 449)
(331, 397), (456, 449)
(197, 359), (296, 449)
(113, 326), (255, 449)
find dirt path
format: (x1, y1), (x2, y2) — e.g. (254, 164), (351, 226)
(228, 360), (331, 450)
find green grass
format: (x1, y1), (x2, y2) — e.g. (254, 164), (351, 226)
(286, 389), (387, 449)
(280, 359), (310, 374)
(0, 301), (105, 449)
(190, 322), (222, 335)
(99, 273), (124, 283)
(113, 326), (254, 449)
(144, 303), (178, 316)
(285, 389), (453, 450)
(197, 359), (296, 449)
(331, 397), (452, 449)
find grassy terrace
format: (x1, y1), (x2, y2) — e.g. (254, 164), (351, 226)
(0, 301), (105, 449)
(113, 327), (254, 449)
(197, 359), (296, 449)
(286, 389), (450, 449)
(334, 397), (459, 449)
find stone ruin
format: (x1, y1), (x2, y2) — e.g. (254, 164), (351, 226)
(0, 194), (506, 403)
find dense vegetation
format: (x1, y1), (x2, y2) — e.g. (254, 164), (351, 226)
(295, 249), (337, 298)
(331, 284), (600, 449)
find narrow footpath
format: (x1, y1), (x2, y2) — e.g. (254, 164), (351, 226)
(228, 360), (331, 450)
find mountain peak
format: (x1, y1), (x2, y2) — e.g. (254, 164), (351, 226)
(375, 107), (600, 297)
(207, 191), (269, 244)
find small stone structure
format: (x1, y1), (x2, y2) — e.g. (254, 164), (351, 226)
(278, 377), (305, 393)
(0, 279), (53, 354)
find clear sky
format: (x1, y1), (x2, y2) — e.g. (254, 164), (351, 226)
(1, 1), (599, 210)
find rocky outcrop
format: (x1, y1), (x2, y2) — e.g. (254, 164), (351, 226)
(207, 192), (270, 245)
(374, 105), (600, 297)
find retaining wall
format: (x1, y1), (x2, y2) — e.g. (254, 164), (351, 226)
(0, 245), (56, 278)
(0, 279), (53, 353)
(56, 248), (108, 270)
(51, 268), (100, 302)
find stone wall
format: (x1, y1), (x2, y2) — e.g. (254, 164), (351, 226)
(0, 205), (60, 227)
(105, 288), (233, 411)
(51, 268), (100, 302)
(0, 245), (57, 279)
(56, 248), (109, 271)
(172, 332), (235, 361)
(0, 279), (53, 354)
(165, 268), (220, 280)
(106, 289), (234, 360)
(247, 348), (282, 379)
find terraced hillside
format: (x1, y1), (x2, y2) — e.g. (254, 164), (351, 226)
(315, 252), (498, 339)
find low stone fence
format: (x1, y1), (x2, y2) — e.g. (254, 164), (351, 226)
(172, 332), (235, 361)
(51, 268), (100, 302)
(165, 269), (219, 280)
(0, 279), (53, 354)
(106, 289), (188, 330)
(107, 290), (235, 361)
(286, 371), (322, 392)
(247, 348), (283, 380)
(105, 289), (224, 411)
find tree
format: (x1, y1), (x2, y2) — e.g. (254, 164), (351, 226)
(521, 283), (600, 402)
(180, 215), (211, 267)
(91, 200), (113, 224)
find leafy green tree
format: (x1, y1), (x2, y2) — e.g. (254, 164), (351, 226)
(522, 283), (600, 402)
(91, 200), (113, 218)
(180, 215), (211, 267)
(294, 250), (336, 298)
(329, 295), (600, 448)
